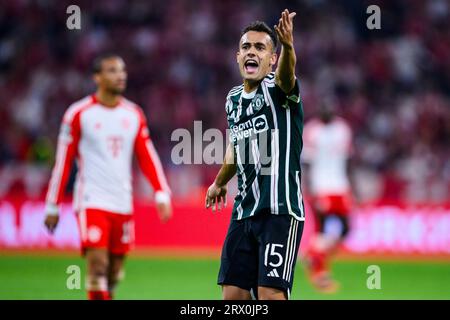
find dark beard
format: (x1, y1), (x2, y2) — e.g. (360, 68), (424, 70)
(108, 87), (125, 95)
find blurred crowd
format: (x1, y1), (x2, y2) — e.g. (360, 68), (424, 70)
(0, 0), (449, 203)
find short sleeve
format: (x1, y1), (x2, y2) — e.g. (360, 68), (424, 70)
(280, 78), (301, 109)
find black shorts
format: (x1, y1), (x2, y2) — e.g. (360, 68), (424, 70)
(217, 212), (304, 299)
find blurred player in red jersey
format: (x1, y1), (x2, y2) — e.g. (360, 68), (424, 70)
(302, 98), (354, 293)
(43, 54), (172, 300)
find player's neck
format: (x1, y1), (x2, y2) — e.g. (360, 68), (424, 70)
(243, 79), (260, 93)
(95, 90), (122, 108)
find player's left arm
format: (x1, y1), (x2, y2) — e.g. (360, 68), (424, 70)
(274, 9), (297, 94)
(134, 111), (172, 222)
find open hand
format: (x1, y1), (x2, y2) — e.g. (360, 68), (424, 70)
(274, 9), (296, 47)
(205, 183), (227, 212)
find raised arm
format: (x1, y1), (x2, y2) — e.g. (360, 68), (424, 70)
(274, 9), (297, 94)
(205, 143), (236, 212)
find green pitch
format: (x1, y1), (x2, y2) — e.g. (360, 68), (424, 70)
(0, 253), (449, 299)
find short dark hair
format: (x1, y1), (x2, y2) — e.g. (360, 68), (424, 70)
(91, 53), (122, 74)
(240, 21), (277, 51)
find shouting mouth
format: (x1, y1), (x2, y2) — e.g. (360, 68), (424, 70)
(244, 59), (259, 75)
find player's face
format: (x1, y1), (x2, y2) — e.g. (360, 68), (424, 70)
(237, 31), (277, 82)
(319, 103), (336, 123)
(94, 57), (127, 94)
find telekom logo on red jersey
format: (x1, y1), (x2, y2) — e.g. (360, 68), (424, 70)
(107, 136), (124, 158)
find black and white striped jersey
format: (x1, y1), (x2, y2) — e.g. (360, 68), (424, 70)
(225, 72), (305, 221)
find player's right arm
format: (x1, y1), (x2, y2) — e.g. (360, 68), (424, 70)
(44, 109), (81, 233)
(205, 143), (236, 212)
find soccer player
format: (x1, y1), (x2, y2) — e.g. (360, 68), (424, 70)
(205, 10), (305, 300)
(43, 54), (172, 300)
(302, 98), (353, 293)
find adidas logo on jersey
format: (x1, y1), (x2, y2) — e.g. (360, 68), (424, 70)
(267, 269), (280, 278)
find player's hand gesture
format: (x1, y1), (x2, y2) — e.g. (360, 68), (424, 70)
(274, 9), (296, 48)
(205, 182), (227, 212)
(44, 214), (59, 234)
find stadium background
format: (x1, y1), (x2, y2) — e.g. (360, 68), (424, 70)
(0, 0), (449, 299)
